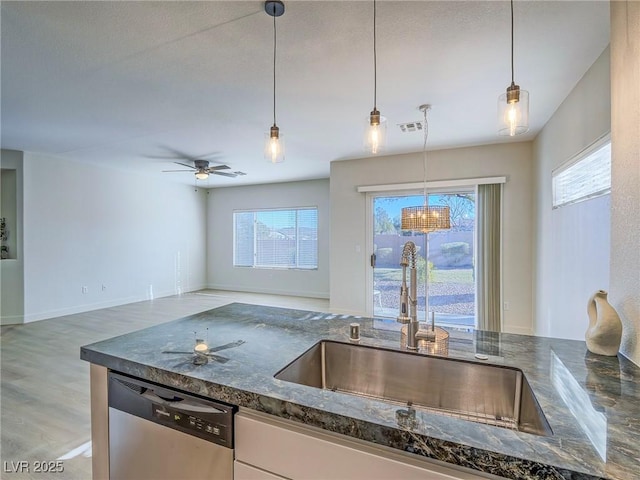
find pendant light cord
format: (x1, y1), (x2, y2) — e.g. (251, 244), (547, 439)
(510, 0), (514, 84)
(373, 0), (377, 109)
(422, 108), (429, 207)
(273, 10), (277, 126)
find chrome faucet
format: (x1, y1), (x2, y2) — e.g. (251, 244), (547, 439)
(397, 241), (420, 350)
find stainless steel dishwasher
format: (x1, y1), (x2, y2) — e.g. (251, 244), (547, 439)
(108, 371), (236, 480)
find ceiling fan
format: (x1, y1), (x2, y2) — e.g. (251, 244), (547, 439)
(157, 148), (246, 180)
(163, 159), (246, 179)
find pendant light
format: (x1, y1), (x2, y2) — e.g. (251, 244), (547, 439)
(498, 0), (529, 136)
(401, 105), (451, 233)
(363, 0), (387, 154)
(264, 1), (285, 163)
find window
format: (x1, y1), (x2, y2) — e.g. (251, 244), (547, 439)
(552, 140), (611, 208)
(234, 208), (318, 269)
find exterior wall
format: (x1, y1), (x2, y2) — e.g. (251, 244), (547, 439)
(610, 1), (640, 365)
(330, 142), (533, 335)
(207, 179), (330, 299)
(532, 47), (611, 339)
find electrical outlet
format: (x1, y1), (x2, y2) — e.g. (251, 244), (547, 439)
(82, 286), (88, 294)
(503, 301), (510, 311)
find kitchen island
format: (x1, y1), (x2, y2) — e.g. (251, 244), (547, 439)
(81, 303), (640, 480)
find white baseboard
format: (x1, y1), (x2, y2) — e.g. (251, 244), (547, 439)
(23, 284), (207, 323)
(206, 283), (329, 300)
(0, 313), (25, 325)
(503, 325), (534, 335)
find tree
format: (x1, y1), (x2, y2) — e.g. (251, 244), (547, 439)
(438, 194), (475, 229)
(375, 206), (397, 234)
(255, 220), (272, 239)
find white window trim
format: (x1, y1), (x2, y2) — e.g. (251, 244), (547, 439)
(357, 176), (506, 194)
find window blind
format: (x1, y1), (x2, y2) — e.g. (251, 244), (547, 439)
(233, 208), (318, 269)
(553, 142), (611, 209)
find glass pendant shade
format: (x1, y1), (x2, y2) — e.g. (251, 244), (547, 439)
(363, 109), (387, 155)
(498, 84), (529, 136)
(264, 125), (285, 163)
(195, 171), (209, 180)
(401, 205), (451, 233)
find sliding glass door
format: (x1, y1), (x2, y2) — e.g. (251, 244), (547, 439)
(371, 192), (476, 328)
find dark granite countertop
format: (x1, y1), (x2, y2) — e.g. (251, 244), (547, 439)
(80, 303), (640, 480)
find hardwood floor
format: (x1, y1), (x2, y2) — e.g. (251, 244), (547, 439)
(0, 290), (329, 480)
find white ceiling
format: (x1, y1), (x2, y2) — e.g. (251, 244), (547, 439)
(1, 1), (610, 187)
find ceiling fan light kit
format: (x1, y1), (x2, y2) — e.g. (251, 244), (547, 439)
(264, 0), (285, 164)
(497, 0), (529, 137)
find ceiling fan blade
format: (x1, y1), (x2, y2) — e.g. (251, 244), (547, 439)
(164, 147), (202, 162)
(145, 154), (187, 160)
(207, 165), (231, 171)
(199, 152), (224, 161)
(173, 162), (196, 169)
(164, 147), (222, 163)
(162, 169), (195, 172)
(213, 171), (238, 178)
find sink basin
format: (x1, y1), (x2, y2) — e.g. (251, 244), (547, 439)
(275, 340), (552, 436)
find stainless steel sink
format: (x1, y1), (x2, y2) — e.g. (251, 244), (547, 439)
(274, 340), (552, 436)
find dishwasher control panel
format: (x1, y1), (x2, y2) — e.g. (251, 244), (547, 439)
(152, 404), (228, 443)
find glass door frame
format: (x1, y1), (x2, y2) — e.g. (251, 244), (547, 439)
(365, 188), (429, 318)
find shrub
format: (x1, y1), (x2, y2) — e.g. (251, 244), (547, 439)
(441, 242), (470, 266)
(416, 255), (435, 281)
(376, 247), (395, 267)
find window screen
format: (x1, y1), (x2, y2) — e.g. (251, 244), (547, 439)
(233, 208), (318, 269)
(552, 141), (611, 209)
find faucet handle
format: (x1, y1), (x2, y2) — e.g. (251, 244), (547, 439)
(398, 284), (410, 323)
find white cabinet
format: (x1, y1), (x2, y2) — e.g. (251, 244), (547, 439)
(234, 409), (498, 480)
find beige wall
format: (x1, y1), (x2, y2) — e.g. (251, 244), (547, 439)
(330, 142), (533, 335)
(207, 179), (330, 299)
(610, 1), (640, 365)
(532, 48), (611, 339)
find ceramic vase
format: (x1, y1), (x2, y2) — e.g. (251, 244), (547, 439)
(585, 290), (622, 356)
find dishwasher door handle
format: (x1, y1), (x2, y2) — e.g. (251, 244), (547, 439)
(142, 390), (229, 415)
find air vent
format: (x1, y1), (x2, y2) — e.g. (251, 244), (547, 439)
(398, 121), (424, 133)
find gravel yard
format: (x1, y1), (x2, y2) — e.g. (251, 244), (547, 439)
(375, 267), (474, 316)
